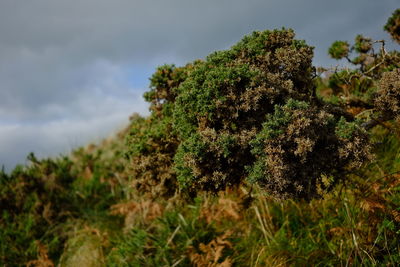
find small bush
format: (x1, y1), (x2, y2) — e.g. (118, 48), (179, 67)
(328, 41), (350, 60)
(126, 114), (179, 198)
(354, 34), (373, 53)
(126, 64), (191, 197)
(374, 68), (400, 120)
(384, 8), (400, 44)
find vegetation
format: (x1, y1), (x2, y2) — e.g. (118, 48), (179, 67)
(1, 9), (399, 266)
(385, 9), (400, 44)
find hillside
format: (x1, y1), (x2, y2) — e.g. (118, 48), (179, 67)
(1, 10), (400, 266)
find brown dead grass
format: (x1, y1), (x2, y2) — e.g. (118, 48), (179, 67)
(110, 200), (164, 230)
(26, 242), (54, 267)
(189, 231), (233, 267)
(200, 193), (241, 224)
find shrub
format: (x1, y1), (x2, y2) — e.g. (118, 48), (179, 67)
(144, 64), (189, 114)
(0, 146), (126, 265)
(126, 114), (179, 198)
(126, 64), (191, 197)
(248, 100), (371, 199)
(374, 68), (400, 120)
(328, 34), (399, 78)
(0, 155), (75, 265)
(173, 29), (317, 194)
(323, 28), (400, 119)
(171, 29), (370, 198)
(384, 8), (400, 44)
(328, 41), (350, 60)
(354, 34), (373, 53)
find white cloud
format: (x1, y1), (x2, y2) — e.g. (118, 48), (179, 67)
(0, 86), (149, 172)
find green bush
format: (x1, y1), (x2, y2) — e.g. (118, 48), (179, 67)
(0, 149), (125, 265)
(328, 41), (350, 60)
(0, 155), (75, 265)
(169, 29), (370, 198)
(126, 64), (192, 198)
(126, 113), (179, 198)
(384, 8), (400, 44)
(249, 100), (371, 199)
(354, 34), (373, 53)
(323, 26), (400, 122)
(173, 29), (316, 194)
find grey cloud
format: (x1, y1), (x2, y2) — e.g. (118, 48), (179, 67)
(1, 0), (397, 63)
(0, 86), (149, 172)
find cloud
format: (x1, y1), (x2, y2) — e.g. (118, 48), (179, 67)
(0, 65), (149, 172)
(0, 0), (398, 170)
(0, 111), (131, 172)
(0, 57), (149, 171)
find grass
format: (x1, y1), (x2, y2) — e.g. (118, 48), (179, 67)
(0, 117), (399, 267)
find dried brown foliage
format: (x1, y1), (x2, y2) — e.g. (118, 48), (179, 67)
(357, 173), (400, 224)
(200, 194), (241, 224)
(188, 231), (233, 267)
(110, 200), (164, 230)
(26, 242), (54, 267)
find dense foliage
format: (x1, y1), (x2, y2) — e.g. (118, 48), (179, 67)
(131, 29), (370, 200)
(1, 10), (399, 266)
(173, 29), (317, 195)
(125, 65), (189, 198)
(385, 8), (400, 44)
(248, 100), (371, 199)
(375, 68), (400, 121)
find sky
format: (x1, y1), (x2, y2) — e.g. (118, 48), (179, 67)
(0, 0), (398, 172)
